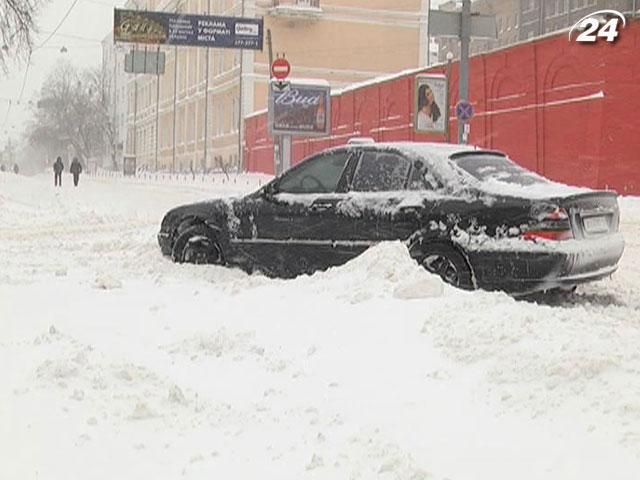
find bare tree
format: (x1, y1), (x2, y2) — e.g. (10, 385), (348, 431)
(27, 60), (112, 164)
(0, 0), (42, 71)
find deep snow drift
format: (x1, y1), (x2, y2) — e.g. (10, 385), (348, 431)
(2, 171), (640, 480)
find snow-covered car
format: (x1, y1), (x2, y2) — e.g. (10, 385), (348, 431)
(158, 142), (624, 294)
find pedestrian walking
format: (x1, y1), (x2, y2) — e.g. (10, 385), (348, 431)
(13, 163), (19, 174)
(70, 157), (83, 187)
(53, 157), (64, 187)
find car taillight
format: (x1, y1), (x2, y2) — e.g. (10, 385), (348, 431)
(521, 206), (573, 242)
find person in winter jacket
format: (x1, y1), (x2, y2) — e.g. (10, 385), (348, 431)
(13, 163), (19, 174)
(53, 157), (64, 186)
(70, 157), (83, 187)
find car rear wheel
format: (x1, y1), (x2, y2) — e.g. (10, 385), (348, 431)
(172, 224), (223, 265)
(415, 244), (474, 290)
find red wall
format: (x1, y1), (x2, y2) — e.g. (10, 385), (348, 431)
(245, 20), (640, 195)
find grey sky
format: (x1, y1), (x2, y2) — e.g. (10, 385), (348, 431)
(0, 0), (447, 148)
(0, 0), (124, 146)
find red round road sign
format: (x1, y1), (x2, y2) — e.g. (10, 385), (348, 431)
(271, 58), (291, 80)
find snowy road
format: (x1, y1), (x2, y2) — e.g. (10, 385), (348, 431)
(2, 172), (640, 480)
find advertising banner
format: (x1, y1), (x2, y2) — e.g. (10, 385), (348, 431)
(113, 8), (263, 50)
(415, 74), (448, 135)
(269, 82), (331, 137)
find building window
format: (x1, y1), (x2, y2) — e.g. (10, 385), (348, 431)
(557, 0), (566, 14)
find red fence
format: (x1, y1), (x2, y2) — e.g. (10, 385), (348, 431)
(245, 19), (640, 195)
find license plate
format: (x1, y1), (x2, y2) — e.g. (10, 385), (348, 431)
(583, 215), (609, 233)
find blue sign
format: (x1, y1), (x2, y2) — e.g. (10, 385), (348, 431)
(456, 101), (474, 122)
(269, 83), (332, 137)
(114, 8), (263, 50)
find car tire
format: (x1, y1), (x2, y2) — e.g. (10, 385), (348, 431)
(171, 224), (224, 265)
(413, 243), (475, 290)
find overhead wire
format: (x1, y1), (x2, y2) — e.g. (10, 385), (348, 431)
(2, 0), (83, 131)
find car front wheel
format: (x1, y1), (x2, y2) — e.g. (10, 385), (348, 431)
(172, 224), (224, 265)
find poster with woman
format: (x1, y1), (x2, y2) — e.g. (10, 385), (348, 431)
(415, 74), (448, 135)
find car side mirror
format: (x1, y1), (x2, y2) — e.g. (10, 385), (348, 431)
(262, 182), (278, 200)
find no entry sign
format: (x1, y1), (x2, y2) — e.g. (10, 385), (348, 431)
(271, 58), (291, 80)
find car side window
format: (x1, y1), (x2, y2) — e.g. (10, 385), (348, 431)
(407, 161), (442, 191)
(351, 152), (411, 192)
(277, 151), (350, 194)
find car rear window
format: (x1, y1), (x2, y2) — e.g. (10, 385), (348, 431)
(452, 154), (548, 186)
(351, 152), (411, 191)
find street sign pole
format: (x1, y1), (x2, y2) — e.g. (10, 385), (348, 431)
(459, 0), (471, 144)
(282, 135), (292, 172)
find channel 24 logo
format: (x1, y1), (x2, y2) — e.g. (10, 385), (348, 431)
(569, 10), (626, 43)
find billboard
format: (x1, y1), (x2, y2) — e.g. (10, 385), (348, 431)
(415, 74), (448, 135)
(268, 82), (331, 137)
(113, 8), (263, 50)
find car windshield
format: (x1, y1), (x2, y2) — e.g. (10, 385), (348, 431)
(452, 154), (548, 186)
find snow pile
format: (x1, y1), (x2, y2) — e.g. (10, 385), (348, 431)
(293, 241), (445, 303)
(3, 172), (640, 480)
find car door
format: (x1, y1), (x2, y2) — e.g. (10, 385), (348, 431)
(231, 149), (357, 276)
(342, 150), (429, 243)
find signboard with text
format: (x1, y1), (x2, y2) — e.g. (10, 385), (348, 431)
(268, 82), (331, 137)
(113, 8), (264, 50)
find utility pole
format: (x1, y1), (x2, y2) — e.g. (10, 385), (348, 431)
(458, 0), (470, 144)
(203, 0), (211, 173)
(172, 45), (178, 173)
(112, 45), (118, 169)
(155, 45), (160, 172)
(237, 0), (246, 172)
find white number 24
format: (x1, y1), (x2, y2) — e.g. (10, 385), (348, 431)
(576, 18), (620, 43)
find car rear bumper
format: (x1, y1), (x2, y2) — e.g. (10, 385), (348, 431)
(463, 233), (625, 294)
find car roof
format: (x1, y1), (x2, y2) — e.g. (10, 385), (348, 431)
(330, 141), (495, 159)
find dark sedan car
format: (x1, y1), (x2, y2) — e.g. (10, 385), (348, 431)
(158, 142), (624, 295)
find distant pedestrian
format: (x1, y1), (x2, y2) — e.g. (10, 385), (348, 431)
(13, 163), (19, 174)
(53, 157), (64, 187)
(70, 157), (83, 187)
(0, 164), (5, 172)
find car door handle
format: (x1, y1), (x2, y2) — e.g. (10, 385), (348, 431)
(310, 202), (334, 212)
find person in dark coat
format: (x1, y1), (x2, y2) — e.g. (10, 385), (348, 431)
(70, 157), (83, 187)
(53, 157), (64, 186)
(13, 163), (19, 174)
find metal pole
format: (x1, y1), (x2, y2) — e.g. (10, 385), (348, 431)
(113, 46), (118, 169)
(237, 0), (246, 172)
(446, 57), (452, 143)
(267, 29), (278, 174)
(458, 0), (470, 144)
(133, 50), (139, 158)
(155, 46), (160, 172)
(172, 45), (178, 173)
(203, 0), (211, 172)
